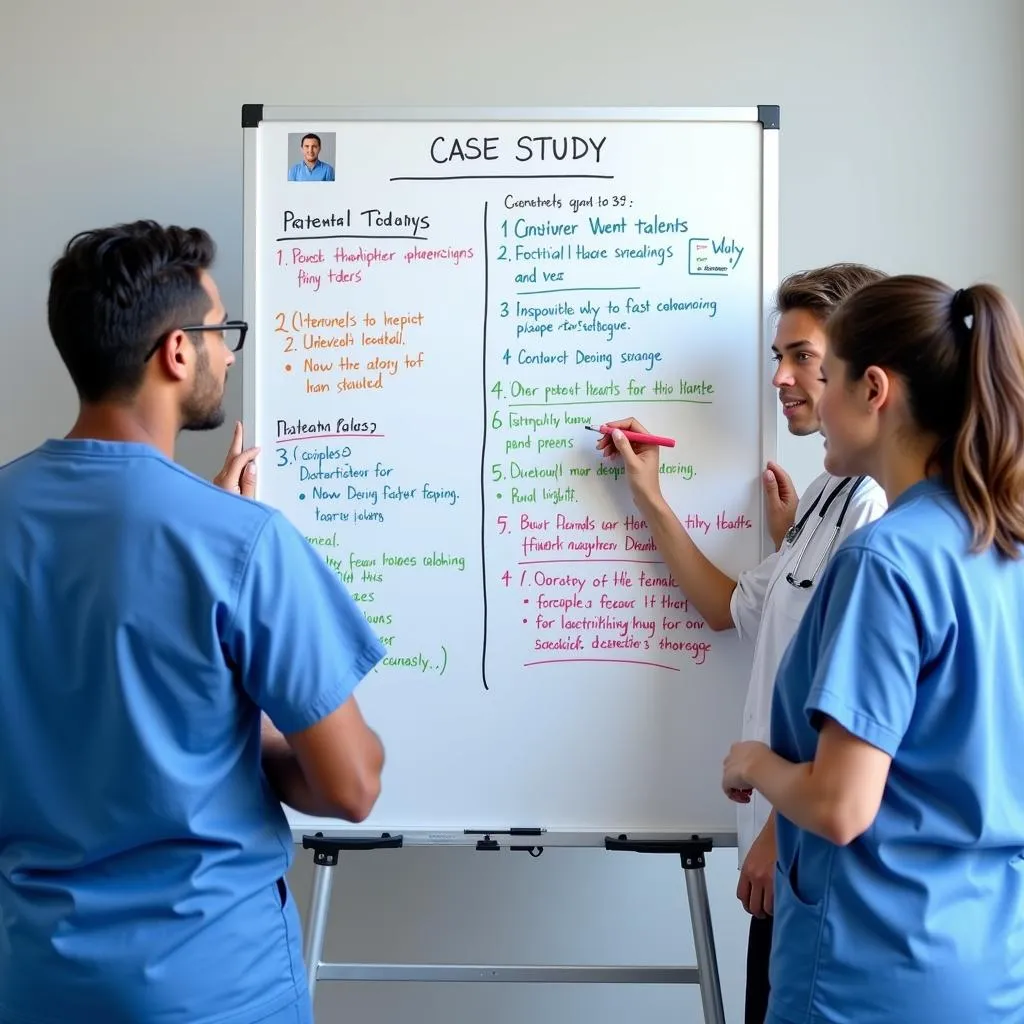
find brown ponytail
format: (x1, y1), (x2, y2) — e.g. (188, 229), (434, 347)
(828, 275), (1024, 558)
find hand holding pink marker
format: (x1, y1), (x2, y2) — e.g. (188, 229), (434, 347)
(585, 424), (676, 448)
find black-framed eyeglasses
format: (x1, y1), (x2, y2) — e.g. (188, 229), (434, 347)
(784, 476), (866, 589)
(144, 319), (248, 361)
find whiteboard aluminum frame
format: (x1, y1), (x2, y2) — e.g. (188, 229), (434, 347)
(248, 104), (759, 122)
(241, 121), (260, 454)
(240, 105), (780, 848)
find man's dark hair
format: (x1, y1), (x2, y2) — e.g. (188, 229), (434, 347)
(47, 220), (215, 403)
(301, 133), (321, 146)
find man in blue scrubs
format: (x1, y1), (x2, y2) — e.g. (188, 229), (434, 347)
(0, 220), (384, 1024)
(288, 133), (335, 181)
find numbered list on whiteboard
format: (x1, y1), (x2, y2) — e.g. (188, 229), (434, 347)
(254, 121), (764, 690)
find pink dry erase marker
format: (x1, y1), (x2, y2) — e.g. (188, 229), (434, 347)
(585, 424), (676, 448)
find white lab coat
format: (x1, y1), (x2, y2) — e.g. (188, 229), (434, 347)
(730, 470), (889, 866)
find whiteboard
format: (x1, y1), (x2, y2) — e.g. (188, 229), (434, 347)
(241, 106), (780, 846)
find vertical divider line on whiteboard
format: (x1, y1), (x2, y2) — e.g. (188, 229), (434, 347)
(480, 200), (490, 690)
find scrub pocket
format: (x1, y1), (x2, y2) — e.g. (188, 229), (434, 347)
(768, 857), (828, 1014)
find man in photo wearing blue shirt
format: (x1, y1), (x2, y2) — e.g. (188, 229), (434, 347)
(0, 219), (384, 1024)
(288, 133), (335, 181)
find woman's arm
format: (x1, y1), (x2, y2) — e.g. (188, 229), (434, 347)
(723, 720), (892, 846)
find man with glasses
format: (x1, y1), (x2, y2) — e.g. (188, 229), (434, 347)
(595, 264), (888, 1024)
(0, 220), (385, 1024)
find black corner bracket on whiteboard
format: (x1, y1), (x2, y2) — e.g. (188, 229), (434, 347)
(757, 104), (780, 130)
(604, 834), (714, 869)
(241, 103), (264, 128)
(301, 831), (403, 867)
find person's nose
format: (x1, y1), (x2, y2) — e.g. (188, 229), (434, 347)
(772, 360), (793, 388)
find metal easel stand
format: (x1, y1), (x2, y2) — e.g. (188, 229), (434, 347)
(300, 832), (725, 1024)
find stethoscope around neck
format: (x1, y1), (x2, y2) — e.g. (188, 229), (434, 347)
(783, 476), (866, 589)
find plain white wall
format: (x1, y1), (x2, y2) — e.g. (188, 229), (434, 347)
(2, 1), (1022, 1021)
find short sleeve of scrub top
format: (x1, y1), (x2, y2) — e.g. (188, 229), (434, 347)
(802, 545), (921, 755)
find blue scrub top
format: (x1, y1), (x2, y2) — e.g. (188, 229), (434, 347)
(768, 478), (1024, 1024)
(0, 439), (384, 1024)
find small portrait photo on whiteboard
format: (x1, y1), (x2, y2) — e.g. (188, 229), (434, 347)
(287, 132), (336, 182)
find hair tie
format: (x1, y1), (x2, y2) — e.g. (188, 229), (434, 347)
(950, 287), (974, 343)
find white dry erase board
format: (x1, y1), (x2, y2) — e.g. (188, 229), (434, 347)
(241, 106), (780, 846)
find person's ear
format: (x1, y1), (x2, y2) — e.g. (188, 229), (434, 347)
(861, 365), (891, 413)
(155, 329), (191, 383)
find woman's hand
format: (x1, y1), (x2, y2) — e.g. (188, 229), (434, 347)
(722, 740), (769, 802)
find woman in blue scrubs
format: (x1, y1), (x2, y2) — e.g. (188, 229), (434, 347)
(721, 275), (1024, 1023)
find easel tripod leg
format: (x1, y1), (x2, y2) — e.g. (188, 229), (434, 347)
(303, 858), (336, 1003)
(683, 859), (726, 1024)
(298, 832), (402, 1007)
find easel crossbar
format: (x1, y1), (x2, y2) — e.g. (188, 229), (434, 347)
(314, 964), (700, 984)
